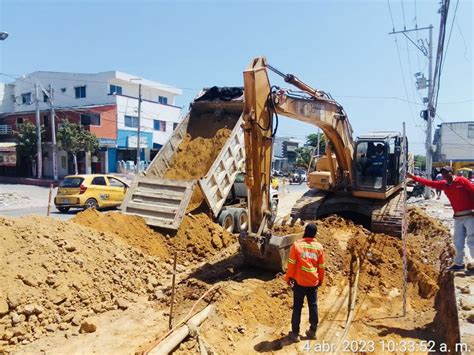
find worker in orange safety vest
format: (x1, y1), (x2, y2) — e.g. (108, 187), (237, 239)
(284, 223), (325, 342)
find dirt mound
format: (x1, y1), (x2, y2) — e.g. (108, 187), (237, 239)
(0, 215), (166, 350)
(72, 210), (235, 265)
(163, 128), (231, 211)
(408, 207), (451, 239)
(72, 209), (169, 258)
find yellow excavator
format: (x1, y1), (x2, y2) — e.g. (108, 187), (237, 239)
(239, 57), (407, 271)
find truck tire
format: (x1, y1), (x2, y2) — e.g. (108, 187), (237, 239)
(218, 210), (235, 233)
(232, 208), (248, 232)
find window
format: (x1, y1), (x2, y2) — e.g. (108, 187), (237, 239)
(108, 177), (126, 188)
(21, 92), (32, 105)
(74, 86), (86, 98)
(468, 124), (474, 139)
(91, 176), (107, 186)
(153, 120), (166, 131)
(16, 117), (24, 125)
(60, 177), (84, 188)
(173, 122), (178, 130)
(43, 115), (50, 128)
(158, 96), (168, 105)
(124, 115), (139, 128)
(109, 85), (122, 95)
(80, 113), (101, 126)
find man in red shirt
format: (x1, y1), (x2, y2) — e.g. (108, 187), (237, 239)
(284, 223), (325, 342)
(407, 166), (474, 271)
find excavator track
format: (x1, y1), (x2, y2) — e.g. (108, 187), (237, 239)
(290, 189), (406, 238)
(371, 189), (406, 237)
(290, 189), (328, 221)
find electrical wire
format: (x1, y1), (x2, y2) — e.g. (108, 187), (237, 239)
(442, 0), (460, 72)
(435, 113), (474, 147)
(386, 0), (421, 131)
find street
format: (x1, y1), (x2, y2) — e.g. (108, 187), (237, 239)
(0, 180), (310, 221)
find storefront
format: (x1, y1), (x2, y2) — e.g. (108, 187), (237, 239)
(0, 143), (17, 177)
(116, 130), (153, 172)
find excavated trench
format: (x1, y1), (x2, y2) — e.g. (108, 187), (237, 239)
(0, 200), (460, 354)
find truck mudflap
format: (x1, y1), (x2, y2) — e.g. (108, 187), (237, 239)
(199, 116), (245, 217)
(121, 176), (195, 230)
(238, 231), (302, 272)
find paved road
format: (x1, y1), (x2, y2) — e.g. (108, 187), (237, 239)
(277, 181), (309, 218)
(0, 206), (78, 220)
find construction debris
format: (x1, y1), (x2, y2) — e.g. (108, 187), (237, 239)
(0, 206), (458, 353)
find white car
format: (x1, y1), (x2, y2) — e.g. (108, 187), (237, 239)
(233, 172), (279, 213)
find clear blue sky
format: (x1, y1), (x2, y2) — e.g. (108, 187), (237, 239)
(0, 0), (472, 154)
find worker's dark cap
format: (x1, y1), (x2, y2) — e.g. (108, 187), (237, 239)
(440, 166), (453, 173)
(304, 223), (317, 238)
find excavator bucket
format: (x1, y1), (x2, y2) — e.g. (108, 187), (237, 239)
(239, 232), (302, 272)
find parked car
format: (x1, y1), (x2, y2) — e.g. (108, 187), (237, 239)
(55, 174), (129, 213)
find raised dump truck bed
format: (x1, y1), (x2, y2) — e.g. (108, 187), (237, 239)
(121, 87), (245, 230)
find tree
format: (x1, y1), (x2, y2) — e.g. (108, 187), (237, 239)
(295, 146), (313, 169)
(306, 132), (326, 155)
(57, 119), (99, 174)
(15, 122), (44, 177)
(414, 155), (426, 171)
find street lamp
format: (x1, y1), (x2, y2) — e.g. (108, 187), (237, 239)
(0, 32), (9, 41)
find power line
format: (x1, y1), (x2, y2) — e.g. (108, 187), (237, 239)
(435, 113), (474, 147)
(387, 0), (420, 130)
(442, 0), (460, 71)
(400, 0), (407, 28)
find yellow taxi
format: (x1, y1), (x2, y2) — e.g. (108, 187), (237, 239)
(55, 174), (129, 213)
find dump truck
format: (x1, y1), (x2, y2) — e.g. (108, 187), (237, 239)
(121, 87), (270, 233)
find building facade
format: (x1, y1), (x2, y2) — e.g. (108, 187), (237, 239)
(0, 71), (182, 178)
(272, 136), (301, 172)
(433, 121), (474, 163)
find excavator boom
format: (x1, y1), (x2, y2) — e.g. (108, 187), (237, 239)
(239, 56), (406, 271)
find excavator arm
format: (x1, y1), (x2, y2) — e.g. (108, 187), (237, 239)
(240, 56), (355, 270)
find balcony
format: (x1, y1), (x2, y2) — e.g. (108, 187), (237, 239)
(0, 125), (12, 135)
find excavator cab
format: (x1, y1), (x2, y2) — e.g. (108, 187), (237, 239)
(353, 132), (406, 197)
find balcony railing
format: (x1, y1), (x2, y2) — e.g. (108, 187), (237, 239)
(0, 125), (12, 135)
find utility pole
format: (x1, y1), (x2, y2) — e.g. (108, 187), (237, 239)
(35, 83), (43, 179)
(137, 83), (142, 172)
(49, 84), (58, 180)
(389, 25), (434, 199)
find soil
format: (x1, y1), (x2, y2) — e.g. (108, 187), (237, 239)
(1, 206), (454, 354)
(72, 210), (235, 265)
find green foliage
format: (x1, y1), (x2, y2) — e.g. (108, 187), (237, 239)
(57, 119), (99, 155)
(306, 132), (326, 154)
(414, 155), (426, 170)
(15, 122), (44, 162)
(295, 146), (313, 168)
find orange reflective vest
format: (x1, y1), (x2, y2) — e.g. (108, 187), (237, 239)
(284, 238), (325, 287)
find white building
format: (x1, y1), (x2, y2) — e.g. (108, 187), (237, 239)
(0, 71), (182, 176)
(433, 121), (474, 162)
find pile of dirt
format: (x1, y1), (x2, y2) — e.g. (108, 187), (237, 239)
(72, 209), (169, 259)
(407, 207), (451, 240)
(0, 215), (167, 350)
(72, 210), (235, 265)
(163, 128), (231, 211)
